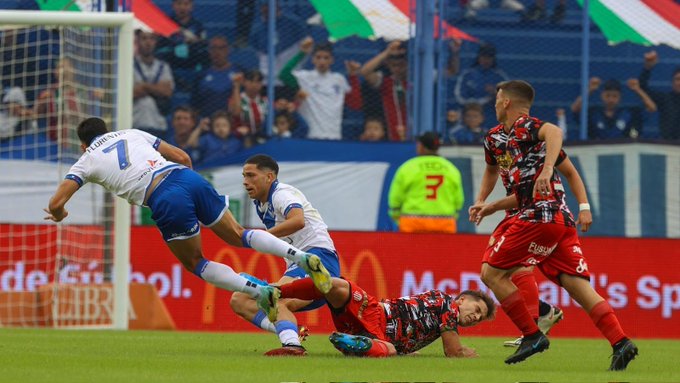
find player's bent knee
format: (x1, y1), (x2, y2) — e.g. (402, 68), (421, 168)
(480, 264), (508, 288)
(230, 291), (250, 316)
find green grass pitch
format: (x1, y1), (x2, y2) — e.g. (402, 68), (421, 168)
(0, 328), (676, 383)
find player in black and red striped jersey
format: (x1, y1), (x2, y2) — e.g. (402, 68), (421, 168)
(471, 80), (637, 371)
(475, 119), (593, 347)
(263, 276), (495, 358)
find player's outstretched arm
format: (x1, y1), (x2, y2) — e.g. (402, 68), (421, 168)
(469, 164), (500, 223)
(158, 141), (192, 168)
(44, 179), (80, 222)
(556, 157), (592, 232)
(441, 331), (477, 358)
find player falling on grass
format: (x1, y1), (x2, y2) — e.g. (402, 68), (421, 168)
(472, 119), (594, 347)
(261, 276), (495, 358)
(470, 80), (638, 370)
(43, 117), (332, 324)
(230, 154), (341, 356)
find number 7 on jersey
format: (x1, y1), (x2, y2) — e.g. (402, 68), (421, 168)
(103, 139), (131, 170)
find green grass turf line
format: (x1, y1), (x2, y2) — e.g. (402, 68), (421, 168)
(0, 329), (676, 383)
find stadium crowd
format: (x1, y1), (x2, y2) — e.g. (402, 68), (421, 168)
(1, 0), (678, 167)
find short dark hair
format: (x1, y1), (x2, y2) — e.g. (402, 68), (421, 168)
(275, 111), (296, 127)
(245, 154), (279, 175)
(457, 290), (497, 320)
(364, 116), (385, 127)
(418, 131), (441, 151)
(602, 79), (622, 93)
(244, 69), (263, 82)
(173, 105), (197, 119)
(211, 110), (231, 125)
(77, 117), (109, 146)
(496, 80), (535, 105)
(463, 102), (483, 114)
(313, 41), (333, 56)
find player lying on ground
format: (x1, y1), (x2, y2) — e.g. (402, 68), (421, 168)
(259, 276), (495, 357)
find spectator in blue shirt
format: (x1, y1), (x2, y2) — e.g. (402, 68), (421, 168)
(638, 50), (680, 140)
(454, 43), (509, 121)
(446, 102), (486, 145)
(187, 110), (243, 166)
(571, 77), (657, 140)
(192, 36), (243, 119)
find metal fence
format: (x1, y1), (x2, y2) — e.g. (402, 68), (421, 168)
(1, 0), (679, 168)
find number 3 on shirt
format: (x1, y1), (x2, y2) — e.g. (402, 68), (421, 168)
(425, 174), (444, 200)
(103, 139), (130, 170)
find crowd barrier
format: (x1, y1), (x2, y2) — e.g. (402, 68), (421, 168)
(2, 226), (678, 337)
(129, 228), (680, 338)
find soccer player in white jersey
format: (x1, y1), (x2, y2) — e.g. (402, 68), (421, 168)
(43, 117), (332, 326)
(230, 154), (341, 356)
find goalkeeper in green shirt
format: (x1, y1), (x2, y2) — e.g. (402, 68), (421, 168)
(388, 132), (464, 233)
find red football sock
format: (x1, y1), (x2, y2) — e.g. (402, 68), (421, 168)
(364, 339), (390, 358)
(512, 271), (539, 321)
(279, 278), (325, 300)
(501, 289), (541, 336)
(589, 300), (627, 346)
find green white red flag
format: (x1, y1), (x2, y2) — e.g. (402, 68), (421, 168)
(578, 0), (680, 50)
(308, 0), (477, 42)
(34, 0), (179, 37)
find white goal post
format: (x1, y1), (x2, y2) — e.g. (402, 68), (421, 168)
(0, 10), (133, 329)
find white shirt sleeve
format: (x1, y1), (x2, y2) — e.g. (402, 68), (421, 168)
(65, 155), (91, 187)
(339, 75), (351, 94)
(272, 187), (304, 218)
(132, 129), (162, 149)
(292, 70), (312, 90)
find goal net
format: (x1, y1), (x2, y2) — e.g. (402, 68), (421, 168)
(0, 11), (133, 329)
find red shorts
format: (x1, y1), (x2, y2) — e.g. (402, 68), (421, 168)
(331, 281), (387, 341)
(482, 216), (591, 285)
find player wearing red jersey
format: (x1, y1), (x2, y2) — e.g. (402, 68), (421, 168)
(472, 80), (637, 370)
(473, 122), (593, 347)
(262, 277), (495, 358)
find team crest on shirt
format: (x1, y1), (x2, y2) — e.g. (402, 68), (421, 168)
(353, 291), (363, 302)
(147, 160), (158, 167)
(496, 151), (513, 169)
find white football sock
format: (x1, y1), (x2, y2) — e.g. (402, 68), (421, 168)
(276, 320), (301, 346)
(199, 260), (263, 298)
(243, 229), (305, 263)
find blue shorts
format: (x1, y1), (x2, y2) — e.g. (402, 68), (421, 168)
(284, 247), (341, 312)
(147, 168), (228, 242)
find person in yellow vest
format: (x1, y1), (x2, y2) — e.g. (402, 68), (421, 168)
(388, 132), (464, 233)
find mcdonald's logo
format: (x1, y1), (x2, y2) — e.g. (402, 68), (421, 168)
(200, 247), (388, 325)
(340, 250), (388, 299)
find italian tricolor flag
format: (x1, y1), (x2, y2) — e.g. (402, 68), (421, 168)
(578, 0), (680, 50)
(34, 0), (179, 37)
(309, 0), (476, 42)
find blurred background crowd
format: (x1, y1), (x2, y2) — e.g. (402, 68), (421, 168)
(1, 0), (679, 168)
